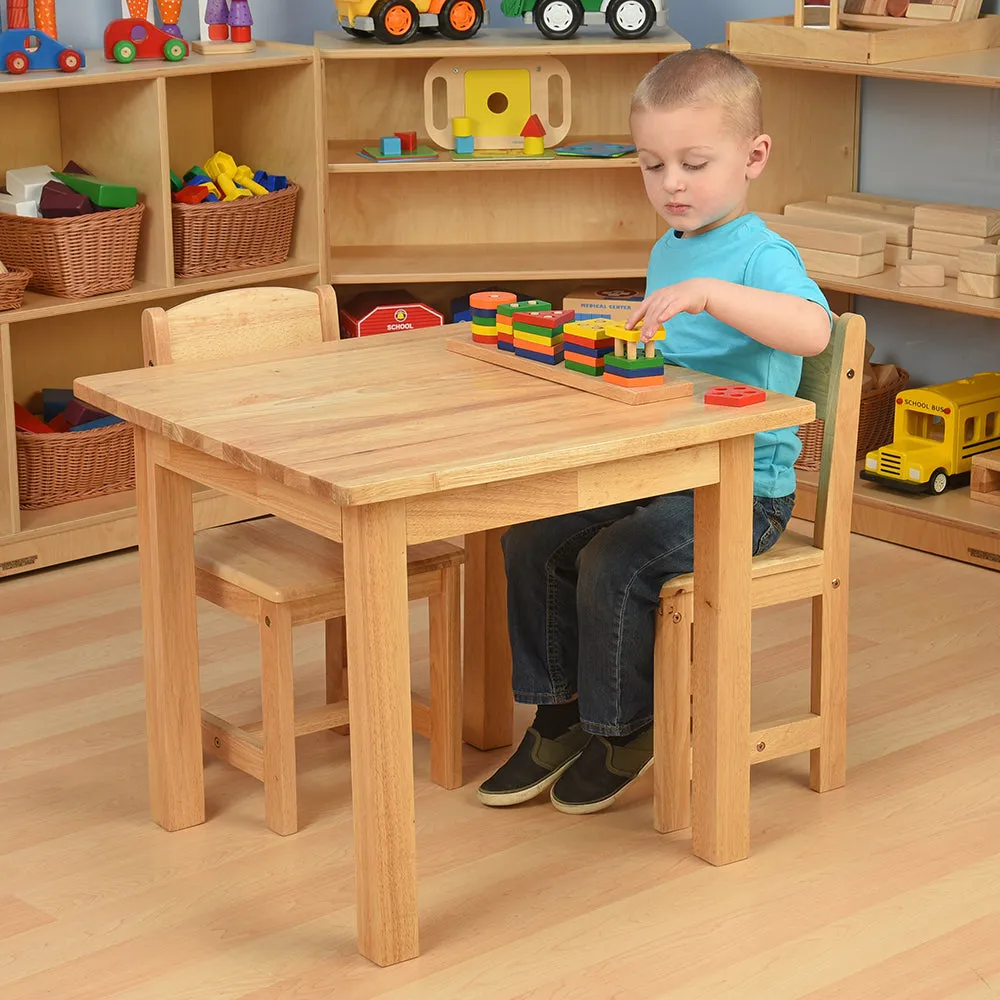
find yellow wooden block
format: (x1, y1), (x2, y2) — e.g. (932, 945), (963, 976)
(604, 320), (664, 343)
(452, 116), (473, 137)
(564, 318), (610, 339)
(515, 329), (563, 347)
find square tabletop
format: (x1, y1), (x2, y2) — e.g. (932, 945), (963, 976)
(74, 325), (815, 506)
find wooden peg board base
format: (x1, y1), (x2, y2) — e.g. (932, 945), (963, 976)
(192, 39), (257, 56)
(447, 332), (693, 405)
(971, 450), (1000, 507)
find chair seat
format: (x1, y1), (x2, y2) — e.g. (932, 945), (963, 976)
(660, 529), (823, 595)
(195, 517), (464, 604)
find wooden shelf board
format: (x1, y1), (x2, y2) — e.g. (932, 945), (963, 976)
(328, 241), (651, 283)
(171, 259), (321, 295)
(735, 30), (1000, 89)
(328, 137), (638, 174)
(0, 261), (319, 324)
(795, 463), (1000, 572)
(3, 488), (260, 578)
(0, 42), (313, 94)
(809, 266), (1000, 320)
(316, 27), (690, 60)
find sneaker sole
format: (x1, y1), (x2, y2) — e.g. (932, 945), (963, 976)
(549, 756), (654, 815)
(476, 750), (586, 808)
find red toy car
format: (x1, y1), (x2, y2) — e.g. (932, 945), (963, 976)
(104, 18), (189, 63)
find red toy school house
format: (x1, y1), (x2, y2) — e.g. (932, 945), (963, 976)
(340, 289), (444, 338)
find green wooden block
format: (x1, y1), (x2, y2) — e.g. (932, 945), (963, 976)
(498, 299), (551, 318)
(565, 359), (603, 377)
(606, 354), (664, 371)
(470, 313), (497, 326)
(53, 172), (138, 209)
(170, 170), (183, 193)
(512, 320), (562, 336)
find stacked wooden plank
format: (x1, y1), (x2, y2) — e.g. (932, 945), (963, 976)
(758, 210), (886, 278)
(779, 192), (920, 272)
(910, 203), (1000, 286)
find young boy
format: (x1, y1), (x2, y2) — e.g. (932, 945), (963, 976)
(477, 48), (834, 814)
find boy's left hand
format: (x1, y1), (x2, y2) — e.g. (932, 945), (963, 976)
(627, 278), (715, 343)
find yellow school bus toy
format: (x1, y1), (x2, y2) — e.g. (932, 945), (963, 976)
(862, 372), (1000, 495)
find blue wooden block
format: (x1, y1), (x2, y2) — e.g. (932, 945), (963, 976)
(455, 134), (475, 155)
(70, 414), (124, 432)
(380, 136), (402, 157)
(254, 170), (288, 192)
(514, 346), (564, 366)
(42, 388), (74, 422)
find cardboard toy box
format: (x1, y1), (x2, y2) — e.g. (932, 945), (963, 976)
(561, 284), (644, 322)
(340, 288), (445, 338)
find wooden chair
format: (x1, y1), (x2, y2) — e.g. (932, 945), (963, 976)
(652, 312), (866, 847)
(141, 286), (465, 836)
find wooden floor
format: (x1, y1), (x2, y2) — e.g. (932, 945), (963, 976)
(1, 524), (999, 999)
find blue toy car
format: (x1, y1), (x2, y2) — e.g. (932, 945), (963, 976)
(0, 29), (85, 74)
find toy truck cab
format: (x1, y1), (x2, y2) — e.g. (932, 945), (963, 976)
(336, 0), (486, 43)
(500, 0), (666, 39)
(862, 373), (1000, 495)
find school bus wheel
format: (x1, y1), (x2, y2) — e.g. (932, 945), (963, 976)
(929, 468), (949, 495)
(372, 0), (419, 43)
(438, 0), (483, 39)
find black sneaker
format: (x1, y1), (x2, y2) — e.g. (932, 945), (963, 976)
(477, 724), (590, 807)
(550, 723), (654, 815)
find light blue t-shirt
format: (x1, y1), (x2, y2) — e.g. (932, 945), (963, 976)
(645, 212), (833, 498)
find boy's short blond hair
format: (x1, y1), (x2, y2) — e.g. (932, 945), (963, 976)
(631, 48), (764, 141)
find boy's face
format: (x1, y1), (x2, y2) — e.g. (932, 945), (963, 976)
(631, 104), (769, 236)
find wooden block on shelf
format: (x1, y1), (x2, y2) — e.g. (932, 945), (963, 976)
(757, 211), (885, 255)
(885, 244), (911, 266)
(912, 203), (1000, 238)
(798, 246), (885, 277)
(897, 263), (945, 288)
(782, 201), (912, 246)
(958, 242), (1000, 276)
(912, 228), (994, 254)
(957, 270), (1000, 298)
(825, 191), (918, 220)
(971, 451), (1000, 507)
(911, 248), (959, 278)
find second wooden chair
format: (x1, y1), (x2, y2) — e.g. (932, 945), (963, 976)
(141, 286), (465, 836)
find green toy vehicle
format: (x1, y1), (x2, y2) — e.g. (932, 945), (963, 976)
(500, 0), (665, 39)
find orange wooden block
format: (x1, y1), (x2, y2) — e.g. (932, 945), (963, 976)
(603, 372), (663, 389)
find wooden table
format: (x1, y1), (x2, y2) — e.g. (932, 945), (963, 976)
(74, 324), (814, 967)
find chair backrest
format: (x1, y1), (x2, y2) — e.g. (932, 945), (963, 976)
(141, 285), (340, 366)
(797, 312), (866, 553)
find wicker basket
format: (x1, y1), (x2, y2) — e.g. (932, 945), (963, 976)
(0, 266), (31, 311)
(795, 364), (910, 471)
(172, 183), (299, 278)
(16, 422), (135, 510)
(0, 205), (144, 299)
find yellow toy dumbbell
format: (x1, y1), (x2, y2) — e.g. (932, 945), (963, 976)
(234, 165), (268, 196)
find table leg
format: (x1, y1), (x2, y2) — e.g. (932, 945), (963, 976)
(341, 500), (418, 966)
(133, 429), (203, 831)
(462, 528), (514, 751)
(691, 436), (754, 866)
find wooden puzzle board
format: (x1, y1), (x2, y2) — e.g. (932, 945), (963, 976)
(446, 332), (693, 406)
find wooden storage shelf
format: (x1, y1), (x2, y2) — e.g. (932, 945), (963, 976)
(329, 240), (652, 284)
(321, 27), (689, 315)
(732, 37), (1000, 569)
(809, 267), (1000, 322)
(0, 44), (325, 578)
(327, 137), (639, 174)
(794, 464), (1000, 572)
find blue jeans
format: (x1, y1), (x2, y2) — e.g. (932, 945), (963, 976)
(501, 490), (796, 737)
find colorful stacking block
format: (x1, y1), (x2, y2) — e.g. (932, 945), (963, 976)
(39, 180), (93, 217)
(601, 320), (666, 388)
(562, 318), (615, 376)
(395, 130), (417, 153)
(512, 308), (573, 364)
(455, 134), (475, 155)
(469, 289), (517, 345)
(496, 298), (550, 352)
